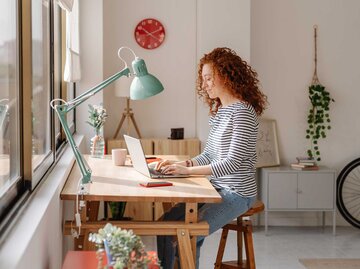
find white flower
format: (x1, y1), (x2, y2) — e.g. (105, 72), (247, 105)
(86, 104), (108, 132)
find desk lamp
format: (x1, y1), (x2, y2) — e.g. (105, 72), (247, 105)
(50, 47), (163, 194)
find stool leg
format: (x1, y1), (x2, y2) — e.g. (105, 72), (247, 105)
(243, 220), (256, 269)
(214, 228), (229, 269)
(237, 217), (243, 267)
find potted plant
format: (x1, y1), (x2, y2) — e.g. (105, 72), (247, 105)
(108, 201), (127, 220)
(88, 223), (160, 269)
(86, 104), (108, 157)
(305, 84), (335, 161)
(305, 26), (335, 162)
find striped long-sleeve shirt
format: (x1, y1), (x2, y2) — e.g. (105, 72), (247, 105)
(193, 102), (258, 197)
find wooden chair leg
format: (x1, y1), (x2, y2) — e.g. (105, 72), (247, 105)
(243, 220), (255, 269)
(237, 217), (243, 267)
(214, 228), (229, 269)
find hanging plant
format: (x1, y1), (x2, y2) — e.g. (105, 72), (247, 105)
(306, 84), (334, 161)
(305, 25), (335, 162)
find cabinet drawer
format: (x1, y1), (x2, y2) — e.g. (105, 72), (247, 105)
(268, 173), (297, 209)
(298, 173), (334, 209)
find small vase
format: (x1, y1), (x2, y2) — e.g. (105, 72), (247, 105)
(103, 240), (114, 267)
(90, 129), (105, 158)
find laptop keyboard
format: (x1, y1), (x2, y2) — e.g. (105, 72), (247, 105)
(149, 167), (165, 175)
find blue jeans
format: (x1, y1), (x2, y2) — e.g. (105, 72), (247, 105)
(157, 188), (256, 269)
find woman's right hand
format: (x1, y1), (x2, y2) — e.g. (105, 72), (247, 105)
(155, 159), (175, 171)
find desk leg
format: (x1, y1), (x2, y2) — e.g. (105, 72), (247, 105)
(177, 228), (195, 269)
(185, 203), (198, 266)
(88, 201), (100, 221)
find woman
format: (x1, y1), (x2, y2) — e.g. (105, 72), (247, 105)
(156, 47), (267, 269)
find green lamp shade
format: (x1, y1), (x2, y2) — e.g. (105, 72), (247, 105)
(130, 57), (164, 100)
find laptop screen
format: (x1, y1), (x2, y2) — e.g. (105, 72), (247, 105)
(124, 135), (189, 179)
(123, 135), (152, 177)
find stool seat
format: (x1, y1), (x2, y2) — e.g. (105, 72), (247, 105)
(240, 200), (264, 217)
(214, 200), (264, 269)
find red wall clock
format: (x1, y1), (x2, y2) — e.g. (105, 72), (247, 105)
(134, 18), (165, 50)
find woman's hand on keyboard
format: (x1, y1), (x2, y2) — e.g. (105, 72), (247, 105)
(155, 159), (174, 171)
(161, 164), (190, 175)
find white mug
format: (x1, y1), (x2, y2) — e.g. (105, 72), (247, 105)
(112, 148), (127, 166)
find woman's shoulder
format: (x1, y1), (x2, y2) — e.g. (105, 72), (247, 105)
(232, 102), (258, 123)
(232, 101), (256, 114)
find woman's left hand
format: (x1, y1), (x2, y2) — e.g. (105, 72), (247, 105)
(161, 164), (190, 175)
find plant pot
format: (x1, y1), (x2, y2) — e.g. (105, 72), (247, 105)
(90, 128), (105, 158)
(103, 240), (114, 268)
(108, 201), (127, 220)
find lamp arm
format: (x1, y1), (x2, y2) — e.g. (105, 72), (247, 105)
(51, 67), (131, 190)
(66, 68), (131, 111)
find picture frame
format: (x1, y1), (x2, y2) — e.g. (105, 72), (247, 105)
(256, 118), (280, 168)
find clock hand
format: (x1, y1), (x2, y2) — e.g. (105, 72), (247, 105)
(142, 28), (162, 42)
(149, 28), (163, 35)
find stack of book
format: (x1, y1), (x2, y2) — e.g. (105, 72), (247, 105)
(291, 157), (319, 170)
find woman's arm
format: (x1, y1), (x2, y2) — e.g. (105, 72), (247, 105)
(161, 163), (212, 175)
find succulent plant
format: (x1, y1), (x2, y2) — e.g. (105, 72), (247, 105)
(88, 223), (156, 269)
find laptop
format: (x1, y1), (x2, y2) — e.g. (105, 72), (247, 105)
(123, 135), (188, 178)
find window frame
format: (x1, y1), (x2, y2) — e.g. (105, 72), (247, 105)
(0, 0), (72, 239)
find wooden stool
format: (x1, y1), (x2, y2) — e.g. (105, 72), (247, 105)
(214, 200), (264, 269)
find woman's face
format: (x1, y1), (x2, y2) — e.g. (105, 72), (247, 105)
(201, 63), (226, 99)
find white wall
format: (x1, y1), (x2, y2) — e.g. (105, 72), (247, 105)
(251, 0), (360, 225)
(196, 0), (251, 145)
(251, 0), (360, 170)
(77, 0), (103, 152)
(103, 0), (197, 140)
(100, 0), (250, 143)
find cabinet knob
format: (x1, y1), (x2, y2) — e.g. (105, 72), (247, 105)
(297, 189), (303, 194)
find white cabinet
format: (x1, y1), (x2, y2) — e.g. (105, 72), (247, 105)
(260, 167), (336, 235)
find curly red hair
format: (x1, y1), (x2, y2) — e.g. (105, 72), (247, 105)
(197, 47), (267, 116)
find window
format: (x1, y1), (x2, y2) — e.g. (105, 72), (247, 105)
(31, 0), (54, 187)
(0, 0), (23, 225)
(0, 0), (69, 235)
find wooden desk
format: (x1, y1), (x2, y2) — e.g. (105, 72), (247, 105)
(61, 155), (222, 269)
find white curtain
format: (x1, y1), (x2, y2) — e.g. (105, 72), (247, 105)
(57, 0), (81, 82)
